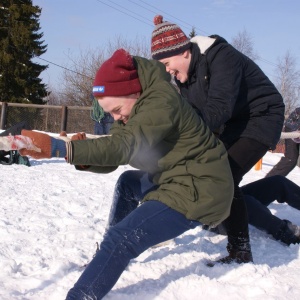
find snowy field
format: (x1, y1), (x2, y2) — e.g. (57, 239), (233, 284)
(1, 149), (300, 300)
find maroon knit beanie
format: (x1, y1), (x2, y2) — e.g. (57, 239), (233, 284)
(93, 49), (142, 97)
(151, 15), (191, 60)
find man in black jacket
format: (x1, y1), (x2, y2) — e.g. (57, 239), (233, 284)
(151, 15), (285, 265)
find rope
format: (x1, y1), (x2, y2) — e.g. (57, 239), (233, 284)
(280, 131), (300, 139)
(57, 133), (111, 142)
(57, 131), (300, 141)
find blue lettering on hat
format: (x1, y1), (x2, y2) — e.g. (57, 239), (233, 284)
(93, 86), (105, 93)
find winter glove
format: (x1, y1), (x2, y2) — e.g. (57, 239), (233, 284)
(71, 132), (87, 141)
(58, 131), (86, 142)
(60, 131), (67, 137)
(19, 130), (66, 159)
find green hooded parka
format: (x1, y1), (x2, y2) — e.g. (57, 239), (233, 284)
(66, 56), (233, 226)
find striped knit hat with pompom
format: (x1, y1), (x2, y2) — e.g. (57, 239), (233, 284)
(151, 15), (191, 60)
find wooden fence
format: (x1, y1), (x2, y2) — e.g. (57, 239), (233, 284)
(0, 102), (94, 134)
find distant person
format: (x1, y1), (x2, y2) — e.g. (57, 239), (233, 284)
(20, 49), (234, 299)
(91, 95), (113, 135)
(0, 121), (31, 166)
(148, 15), (285, 264)
(266, 107), (300, 177)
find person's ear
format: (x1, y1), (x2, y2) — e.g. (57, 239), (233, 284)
(131, 92), (140, 98)
(182, 50), (190, 58)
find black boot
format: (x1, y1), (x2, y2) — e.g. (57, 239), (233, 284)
(217, 241), (253, 264)
(273, 220), (300, 245)
(207, 234), (253, 267)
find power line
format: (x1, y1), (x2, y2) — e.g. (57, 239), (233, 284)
(95, 0), (152, 26)
(103, 0), (281, 72)
(257, 57), (279, 68)
(3, 41), (93, 79)
(37, 57), (92, 79)
(129, 0), (209, 35)
(101, 0), (282, 75)
(4, 0), (283, 81)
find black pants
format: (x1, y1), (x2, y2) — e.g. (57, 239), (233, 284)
(241, 175), (300, 237)
(266, 138), (300, 177)
(223, 138), (269, 245)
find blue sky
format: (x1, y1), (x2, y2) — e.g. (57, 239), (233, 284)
(33, 0), (300, 87)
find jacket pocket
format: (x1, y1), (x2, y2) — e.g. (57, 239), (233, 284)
(160, 175), (198, 202)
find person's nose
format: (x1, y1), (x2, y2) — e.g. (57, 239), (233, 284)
(111, 113), (120, 121)
(165, 66), (171, 73)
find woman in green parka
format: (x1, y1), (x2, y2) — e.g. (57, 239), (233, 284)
(20, 49), (233, 299)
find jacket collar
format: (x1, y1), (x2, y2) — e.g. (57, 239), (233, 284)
(187, 43), (202, 84)
(187, 36), (216, 83)
(187, 35), (226, 83)
(190, 35), (216, 54)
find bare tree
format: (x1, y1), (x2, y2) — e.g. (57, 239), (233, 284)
(58, 48), (105, 107)
(274, 51), (300, 117)
(231, 29), (259, 61)
(106, 35), (151, 59)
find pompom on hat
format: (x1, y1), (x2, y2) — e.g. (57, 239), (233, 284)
(93, 49), (142, 97)
(151, 15), (191, 60)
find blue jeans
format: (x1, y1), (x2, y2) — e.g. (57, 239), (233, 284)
(108, 171), (300, 243)
(66, 173), (201, 299)
(108, 170), (158, 226)
(94, 117), (113, 135)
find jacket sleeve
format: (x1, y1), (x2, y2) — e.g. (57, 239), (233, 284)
(65, 93), (178, 169)
(199, 46), (244, 131)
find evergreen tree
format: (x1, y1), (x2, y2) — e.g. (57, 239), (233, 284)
(189, 27), (196, 38)
(0, 0), (48, 104)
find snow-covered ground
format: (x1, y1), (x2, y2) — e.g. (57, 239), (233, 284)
(1, 149), (300, 299)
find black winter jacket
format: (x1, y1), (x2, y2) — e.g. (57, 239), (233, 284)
(176, 35), (285, 150)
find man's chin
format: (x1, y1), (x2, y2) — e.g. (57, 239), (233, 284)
(177, 75), (188, 83)
(176, 77), (184, 83)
